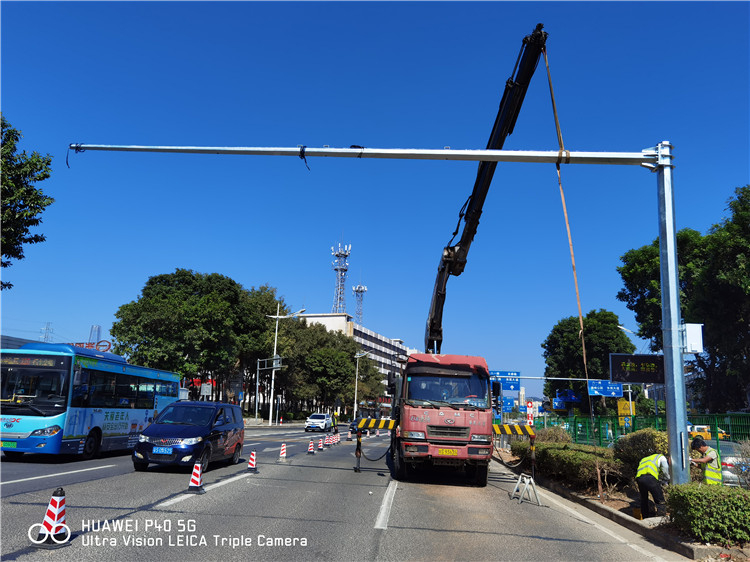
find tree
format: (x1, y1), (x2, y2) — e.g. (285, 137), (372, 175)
(617, 186), (750, 411)
(1, 115), (54, 290)
(111, 269), (260, 390)
(542, 309), (635, 415)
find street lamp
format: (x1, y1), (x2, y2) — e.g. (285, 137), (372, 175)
(354, 351), (369, 420)
(267, 304), (306, 426)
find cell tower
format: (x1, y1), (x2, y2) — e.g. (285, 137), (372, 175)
(352, 284), (367, 325)
(331, 243), (351, 313)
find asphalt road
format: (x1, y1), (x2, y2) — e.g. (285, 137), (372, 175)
(1, 427), (689, 561)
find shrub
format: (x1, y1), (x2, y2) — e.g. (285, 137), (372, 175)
(506, 441), (622, 490)
(667, 484), (750, 545)
(613, 427), (668, 480)
(534, 426), (573, 443)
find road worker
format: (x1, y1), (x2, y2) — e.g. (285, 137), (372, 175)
(635, 452), (670, 517)
(690, 437), (722, 485)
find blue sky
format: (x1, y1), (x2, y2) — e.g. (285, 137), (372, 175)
(2, 2), (748, 398)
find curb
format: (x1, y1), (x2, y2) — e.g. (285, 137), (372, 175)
(492, 455), (747, 560)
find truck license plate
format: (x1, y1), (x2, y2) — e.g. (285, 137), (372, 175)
(1, 441), (17, 448)
(438, 448), (458, 456)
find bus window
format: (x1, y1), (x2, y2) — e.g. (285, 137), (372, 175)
(155, 381), (178, 398)
(136, 382), (155, 409)
(89, 370), (116, 407)
(71, 368), (90, 407)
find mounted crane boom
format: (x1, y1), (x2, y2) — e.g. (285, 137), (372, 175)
(424, 23), (548, 354)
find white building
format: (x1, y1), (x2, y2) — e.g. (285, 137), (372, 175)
(299, 313), (418, 410)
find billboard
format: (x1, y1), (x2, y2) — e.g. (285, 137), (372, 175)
(609, 354), (665, 384)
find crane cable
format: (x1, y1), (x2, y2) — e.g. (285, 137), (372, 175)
(542, 47), (590, 385)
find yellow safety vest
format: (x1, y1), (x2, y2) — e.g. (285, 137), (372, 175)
(703, 447), (722, 485)
(636, 454), (662, 479)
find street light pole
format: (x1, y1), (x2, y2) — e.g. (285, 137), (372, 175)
(354, 352), (368, 419)
(267, 305), (306, 426)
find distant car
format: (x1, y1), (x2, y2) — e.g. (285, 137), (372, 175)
(305, 413), (332, 432)
(688, 424), (730, 441)
(132, 401), (244, 472)
(715, 440), (750, 488)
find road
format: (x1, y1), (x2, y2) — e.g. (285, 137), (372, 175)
(1, 426), (688, 561)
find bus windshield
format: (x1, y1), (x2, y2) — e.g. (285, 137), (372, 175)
(1, 355), (71, 415)
(406, 373), (490, 409)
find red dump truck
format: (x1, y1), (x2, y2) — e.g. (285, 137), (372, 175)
(388, 353), (494, 486)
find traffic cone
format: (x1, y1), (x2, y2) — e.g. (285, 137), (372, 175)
(307, 440), (315, 454)
(30, 487), (70, 548)
(347, 430), (352, 441)
(318, 438), (324, 451)
(278, 443), (287, 461)
(247, 449), (258, 473)
(376, 429), (380, 437)
(186, 461), (206, 494)
(325, 434), (331, 447)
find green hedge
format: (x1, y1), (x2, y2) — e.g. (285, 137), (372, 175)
(667, 484), (750, 545)
(509, 441), (623, 490)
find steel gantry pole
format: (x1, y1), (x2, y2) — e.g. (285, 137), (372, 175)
(70, 141), (688, 479)
(651, 141), (689, 484)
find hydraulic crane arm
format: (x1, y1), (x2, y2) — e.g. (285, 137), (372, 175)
(425, 23), (548, 354)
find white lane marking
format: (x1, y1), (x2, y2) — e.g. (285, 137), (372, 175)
(374, 479), (398, 530)
(242, 442), (261, 448)
(0, 465), (116, 486)
(156, 472), (250, 508)
(540, 490), (668, 561)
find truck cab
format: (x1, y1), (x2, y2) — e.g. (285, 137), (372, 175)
(389, 353), (494, 486)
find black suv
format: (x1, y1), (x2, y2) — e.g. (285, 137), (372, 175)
(133, 401), (245, 472)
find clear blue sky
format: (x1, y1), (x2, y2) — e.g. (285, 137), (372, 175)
(2, 2), (748, 398)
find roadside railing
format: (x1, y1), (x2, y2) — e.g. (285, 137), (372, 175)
(535, 413), (750, 448)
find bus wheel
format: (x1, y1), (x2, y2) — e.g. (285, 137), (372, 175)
(81, 430), (101, 460)
(3, 451), (24, 460)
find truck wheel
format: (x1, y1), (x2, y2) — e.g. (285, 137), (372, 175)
(473, 464), (489, 487)
(391, 438), (408, 481)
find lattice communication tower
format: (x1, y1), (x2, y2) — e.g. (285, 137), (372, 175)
(352, 284), (367, 325)
(331, 243), (351, 313)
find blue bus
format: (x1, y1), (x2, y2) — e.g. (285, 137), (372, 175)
(1, 343), (181, 459)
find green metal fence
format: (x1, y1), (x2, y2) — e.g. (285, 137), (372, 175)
(536, 413), (750, 448)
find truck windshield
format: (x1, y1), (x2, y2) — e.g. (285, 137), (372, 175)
(406, 373), (489, 409)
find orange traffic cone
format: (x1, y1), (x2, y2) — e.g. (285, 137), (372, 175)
(318, 438), (324, 451)
(307, 440), (315, 454)
(347, 429), (352, 441)
(29, 487), (71, 549)
(278, 443), (287, 461)
(247, 449), (258, 473)
(186, 461), (206, 494)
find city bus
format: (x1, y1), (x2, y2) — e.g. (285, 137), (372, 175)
(0, 343), (181, 459)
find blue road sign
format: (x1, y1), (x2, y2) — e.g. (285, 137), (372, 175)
(489, 371), (521, 391)
(587, 380), (624, 397)
(552, 398), (566, 410)
(501, 397), (514, 413)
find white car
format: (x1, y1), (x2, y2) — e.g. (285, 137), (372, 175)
(305, 413), (332, 432)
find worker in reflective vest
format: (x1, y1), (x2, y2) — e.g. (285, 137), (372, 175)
(635, 453), (670, 517)
(690, 437), (722, 485)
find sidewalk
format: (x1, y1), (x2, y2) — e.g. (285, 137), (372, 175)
(492, 451), (749, 561)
